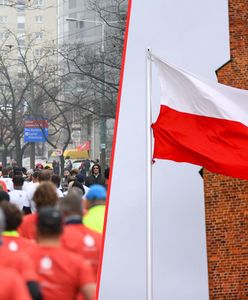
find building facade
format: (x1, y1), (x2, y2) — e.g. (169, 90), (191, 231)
(0, 0), (57, 164)
(58, 0), (127, 167)
(0, 0), (57, 55)
(204, 0), (248, 298)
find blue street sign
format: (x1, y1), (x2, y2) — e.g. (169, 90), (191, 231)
(24, 127), (48, 143)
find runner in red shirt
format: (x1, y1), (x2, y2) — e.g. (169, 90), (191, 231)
(60, 188), (102, 279)
(0, 245), (38, 281)
(17, 213), (37, 240)
(0, 202), (36, 251)
(18, 181), (58, 240)
(27, 207), (96, 300)
(0, 267), (32, 300)
(0, 207), (42, 300)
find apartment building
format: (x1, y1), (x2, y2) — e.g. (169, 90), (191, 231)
(0, 0), (57, 162)
(0, 0), (57, 52)
(58, 0), (127, 165)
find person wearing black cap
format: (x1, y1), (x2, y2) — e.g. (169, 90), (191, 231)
(60, 189), (102, 279)
(27, 207), (96, 300)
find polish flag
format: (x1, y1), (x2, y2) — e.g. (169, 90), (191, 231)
(77, 141), (90, 151)
(151, 54), (248, 180)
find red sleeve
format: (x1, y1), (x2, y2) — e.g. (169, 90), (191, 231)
(0, 181), (8, 192)
(78, 258), (95, 287)
(0, 269), (32, 300)
(19, 253), (38, 282)
(95, 232), (102, 250)
(18, 215), (37, 241)
(11, 271), (33, 300)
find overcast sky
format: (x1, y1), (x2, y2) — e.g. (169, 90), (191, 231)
(99, 1), (229, 299)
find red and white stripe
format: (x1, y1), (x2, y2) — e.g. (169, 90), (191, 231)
(152, 55), (248, 180)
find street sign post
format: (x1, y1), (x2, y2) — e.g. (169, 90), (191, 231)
(24, 128), (48, 142)
(24, 119), (48, 143)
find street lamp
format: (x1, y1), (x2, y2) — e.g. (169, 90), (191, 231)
(66, 17), (118, 170)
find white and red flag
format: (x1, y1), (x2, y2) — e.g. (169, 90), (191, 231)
(76, 141), (91, 151)
(151, 54), (248, 180)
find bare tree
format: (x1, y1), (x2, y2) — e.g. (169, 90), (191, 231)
(59, 0), (127, 118)
(57, 0), (128, 167)
(0, 0), (128, 170)
(0, 31), (73, 167)
(0, 0), (54, 9)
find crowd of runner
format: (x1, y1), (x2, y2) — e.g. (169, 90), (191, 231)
(0, 162), (108, 300)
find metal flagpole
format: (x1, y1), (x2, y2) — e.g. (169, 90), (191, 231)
(146, 47), (153, 300)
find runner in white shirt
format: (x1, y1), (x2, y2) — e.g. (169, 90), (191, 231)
(8, 175), (30, 213)
(51, 174), (64, 198)
(1, 168), (13, 191)
(23, 169), (33, 191)
(23, 171), (40, 213)
(25, 170), (52, 212)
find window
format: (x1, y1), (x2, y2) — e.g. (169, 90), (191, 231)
(35, 32), (43, 39)
(35, 16), (43, 23)
(17, 16), (25, 23)
(35, 48), (43, 56)
(17, 5), (25, 14)
(0, 32), (8, 40)
(36, 65), (43, 73)
(19, 47), (25, 55)
(17, 23), (25, 29)
(68, 12), (78, 31)
(17, 38), (25, 46)
(17, 72), (26, 79)
(0, 16), (8, 23)
(34, 0), (44, 6)
(76, 21), (84, 29)
(0, 0), (9, 5)
(17, 16), (25, 30)
(69, 0), (76, 9)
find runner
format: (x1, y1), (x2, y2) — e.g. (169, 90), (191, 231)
(1, 202), (35, 251)
(1, 167), (13, 191)
(0, 207), (42, 300)
(27, 207), (96, 300)
(18, 181), (58, 240)
(24, 171), (40, 213)
(84, 184), (107, 234)
(51, 174), (64, 198)
(9, 176), (31, 214)
(0, 267), (32, 300)
(60, 190), (102, 279)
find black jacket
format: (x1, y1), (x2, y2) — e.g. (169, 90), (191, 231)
(85, 174), (105, 187)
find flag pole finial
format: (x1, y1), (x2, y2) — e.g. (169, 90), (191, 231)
(146, 47), (153, 61)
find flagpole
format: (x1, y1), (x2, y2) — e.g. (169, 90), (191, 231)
(146, 47), (153, 300)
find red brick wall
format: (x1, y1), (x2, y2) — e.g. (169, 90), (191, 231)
(204, 1), (248, 299)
